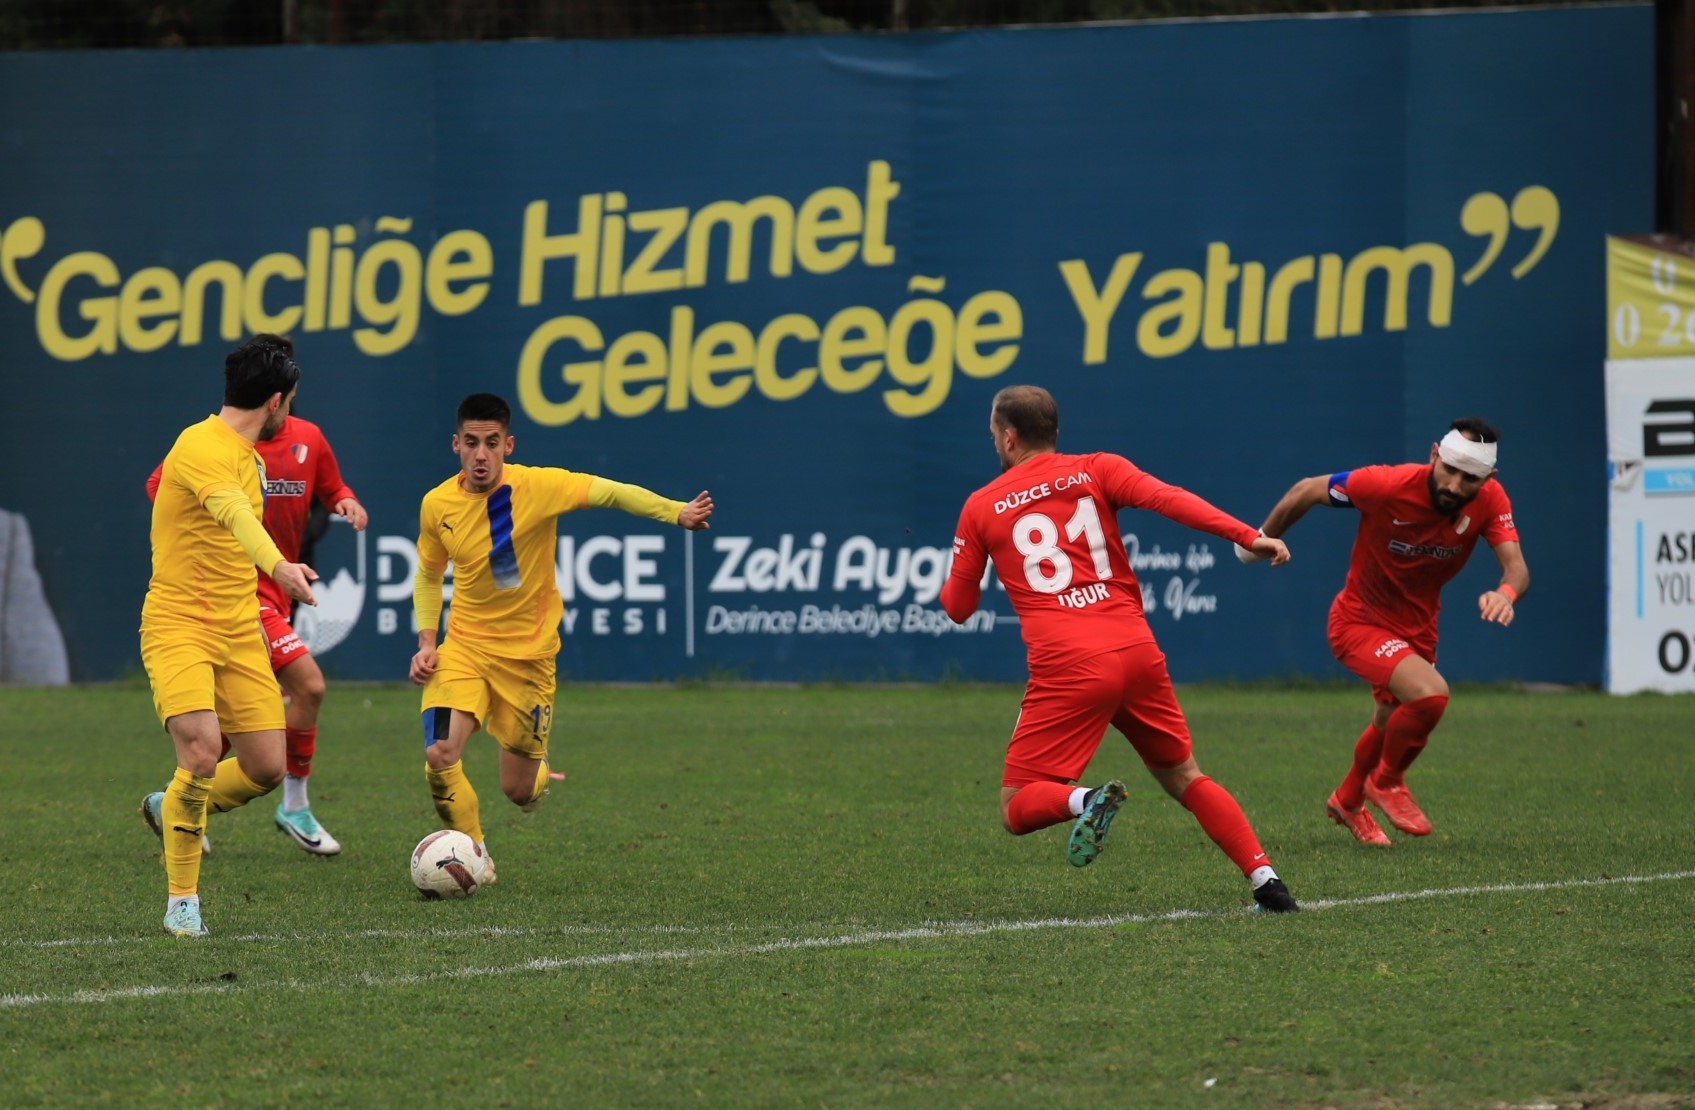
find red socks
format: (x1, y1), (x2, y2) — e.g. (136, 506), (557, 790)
(1004, 781), (1076, 835)
(1178, 775), (1269, 878)
(1373, 695), (1448, 788)
(1335, 721), (1386, 810)
(286, 727), (318, 779)
(1007, 776), (1277, 881)
(216, 730), (316, 779)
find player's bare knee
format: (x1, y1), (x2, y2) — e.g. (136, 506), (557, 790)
(422, 725), (465, 770)
(241, 758), (285, 791)
(1151, 759), (1203, 800)
(998, 788), (1020, 834)
(1399, 676), (1449, 706)
(294, 677), (326, 711)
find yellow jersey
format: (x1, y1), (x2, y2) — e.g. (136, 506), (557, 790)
(142, 415), (268, 629)
(416, 462), (683, 659)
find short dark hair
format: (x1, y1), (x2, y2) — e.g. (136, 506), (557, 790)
(1449, 416), (1500, 444)
(224, 334), (300, 409)
(992, 385), (1059, 448)
(456, 392), (512, 429)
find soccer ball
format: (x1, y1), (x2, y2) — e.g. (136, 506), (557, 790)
(410, 829), (487, 899)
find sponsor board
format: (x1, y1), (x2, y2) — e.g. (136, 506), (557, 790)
(296, 520), (1236, 678)
(1605, 356), (1695, 693)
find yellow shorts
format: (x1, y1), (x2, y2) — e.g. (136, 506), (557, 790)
(139, 618), (285, 733)
(420, 639), (555, 758)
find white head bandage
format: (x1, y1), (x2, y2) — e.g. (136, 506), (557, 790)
(1437, 429), (1497, 477)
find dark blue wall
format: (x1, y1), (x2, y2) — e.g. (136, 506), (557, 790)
(0, 7), (1652, 682)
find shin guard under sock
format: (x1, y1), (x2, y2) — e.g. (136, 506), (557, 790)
(207, 757), (271, 814)
(1179, 775), (1270, 878)
(162, 767), (212, 896)
(1374, 695), (1448, 788)
(1335, 722), (1386, 810)
(426, 759), (484, 844)
(284, 727), (317, 780)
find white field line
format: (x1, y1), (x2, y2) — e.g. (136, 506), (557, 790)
(3, 921), (726, 950)
(3, 868), (1691, 1010)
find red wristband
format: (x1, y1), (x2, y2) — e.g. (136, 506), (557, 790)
(1496, 582), (1519, 604)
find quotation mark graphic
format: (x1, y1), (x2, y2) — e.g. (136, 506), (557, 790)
(1460, 186), (1559, 286)
(0, 216), (45, 304)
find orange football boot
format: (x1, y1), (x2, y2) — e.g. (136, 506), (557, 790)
(1363, 777), (1433, 836)
(1326, 789), (1391, 846)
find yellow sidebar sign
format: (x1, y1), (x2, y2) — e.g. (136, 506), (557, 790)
(1607, 234), (1695, 360)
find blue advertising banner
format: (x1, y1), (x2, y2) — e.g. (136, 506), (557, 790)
(0, 6), (1652, 683)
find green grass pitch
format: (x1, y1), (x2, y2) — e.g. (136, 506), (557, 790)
(2, 683), (1692, 1107)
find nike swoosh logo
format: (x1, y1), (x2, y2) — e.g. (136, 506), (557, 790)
(1392, 519), (1413, 526)
(277, 818), (322, 846)
(172, 825), (204, 836)
(432, 792), (457, 803)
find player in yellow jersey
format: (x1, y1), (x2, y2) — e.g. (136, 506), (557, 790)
(138, 334), (321, 938)
(408, 393), (714, 882)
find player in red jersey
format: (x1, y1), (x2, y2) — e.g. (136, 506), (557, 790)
(939, 385), (1300, 913)
(147, 410), (368, 855)
(1248, 417), (1528, 844)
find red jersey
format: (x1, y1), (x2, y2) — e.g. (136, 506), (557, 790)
(1326, 462), (1517, 648)
(941, 452), (1260, 674)
(146, 415), (356, 614)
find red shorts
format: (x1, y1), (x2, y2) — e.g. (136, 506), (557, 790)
(1001, 641), (1192, 788)
(259, 603), (310, 674)
(1327, 605), (1433, 706)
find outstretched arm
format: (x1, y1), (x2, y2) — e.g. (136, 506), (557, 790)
(1232, 473), (1330, 564)
(202, 487), (317, 603)
(588, 478), (712, 529)
(676, 490), (714, 530)
(1479, 540), (1529, 626)
(1118, 468), (1291, 567)
(1258, 474), (1333, 539)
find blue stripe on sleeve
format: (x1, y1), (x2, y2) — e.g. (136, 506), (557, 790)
(1326, 471), (1353, 508)
(488, 484), (521, 589)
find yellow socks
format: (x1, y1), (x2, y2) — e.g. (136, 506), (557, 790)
(207, 756), (270, 814)
(426, 759), (483, 843)
(522, 758), (552, 810)
(162, 767), (212, 896)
